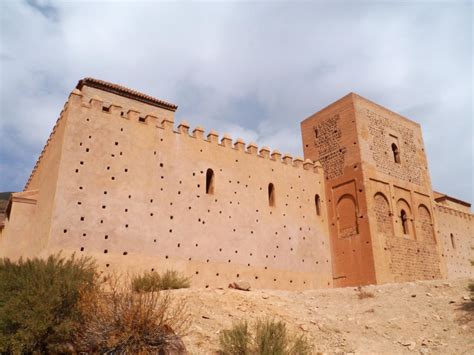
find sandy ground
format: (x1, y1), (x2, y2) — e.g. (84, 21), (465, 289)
(170, 278), (473, 354)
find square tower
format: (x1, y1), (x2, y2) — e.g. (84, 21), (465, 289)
(301, 93), (446, 287)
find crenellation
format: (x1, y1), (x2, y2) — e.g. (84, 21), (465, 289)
(127, 108), (140, 121)
(207, 130), (218, 143)
(161, 117), (174, 130)
(193, 126), (205, 139)
(234, 138), (245, 151)
(282, 154), (293, 165)
(259, 146), (270, 159)
(247, 142), (258, 155)
(220, 134), (233, 148)
(144, 114), (157, 125)
(70, 88), (83, 98)
(24, 109), (68, 190)
(89, 95), (103, 110)
(271, 150), (282, 161)
(303, 159), (314, 170)
(313, 161), (323, 174)
(293, 157), (303, 167)
(177, 121), (190, 134)
(109, 104), (122, 116)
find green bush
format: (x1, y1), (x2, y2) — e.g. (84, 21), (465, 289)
(0, 254), (99, 353)
(219, 318), (312, 355)
(132, 270), (190, 292)
(219, 321), (251, 355)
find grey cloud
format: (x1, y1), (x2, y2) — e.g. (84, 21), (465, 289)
(0, 0), (472, 202)
(25, 0), (59, 22)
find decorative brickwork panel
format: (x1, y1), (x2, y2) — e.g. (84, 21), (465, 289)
(314, 114), (345, 180)
(417, 205), (435, 242)
(374, 193), (393, 235)
(336, 194), (358, 238)
(385, 236), (441, 282)
(366, 109), (422, 185)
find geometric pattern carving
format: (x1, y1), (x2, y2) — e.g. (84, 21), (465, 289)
(367, 109), (422, 185)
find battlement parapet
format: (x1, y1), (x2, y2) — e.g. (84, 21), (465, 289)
(247, 142), (258, 155)
(24, 90), (80, 190)
(192, 126), (205, 139)
(69, 89), (325, 175)
(177, 121), (190, 134)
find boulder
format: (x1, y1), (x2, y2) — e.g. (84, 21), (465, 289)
(228, 281), (251, 291)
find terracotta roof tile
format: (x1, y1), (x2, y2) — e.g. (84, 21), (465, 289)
(76, 77), (178, 111)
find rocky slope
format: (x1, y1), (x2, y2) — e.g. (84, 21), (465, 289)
(171, 278), (472, 354)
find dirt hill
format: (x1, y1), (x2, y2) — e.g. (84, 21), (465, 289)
(172, 278), (472, 354)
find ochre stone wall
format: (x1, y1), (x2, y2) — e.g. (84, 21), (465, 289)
(383, 236), (442, 282)
(435, 202), (473, 278)
(1, 80), (472, 289)
(41, 88), (333, 290)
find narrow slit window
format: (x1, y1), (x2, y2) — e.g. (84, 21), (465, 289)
(400, 209), (409, 234)
(268, 183), (275, 207)
(391, 143), (401, 164)
(315, 194), (321, 216)
(450, 233), (455, 249)
(206, 168), (215, 194)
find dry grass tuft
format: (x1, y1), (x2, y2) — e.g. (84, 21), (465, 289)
(132, 270), (190, 292)
(219, 318), (312, 355)
(76, 276), (190, 354)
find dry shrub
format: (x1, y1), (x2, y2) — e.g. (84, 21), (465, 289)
(132, 270), (190, 292)
(0, 254), (99, 353)
(76, 276), (190, 354)
(357, 286), (375, 299)
(219, 318), (312, 355)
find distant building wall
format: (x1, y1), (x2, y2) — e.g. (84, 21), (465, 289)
(435, 196), (473, 278)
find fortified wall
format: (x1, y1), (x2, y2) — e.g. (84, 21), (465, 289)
(0, 78), (472, 289)
(0, 78), (332, 290)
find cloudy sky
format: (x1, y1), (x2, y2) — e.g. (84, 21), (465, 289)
(0, 0), (472, 202)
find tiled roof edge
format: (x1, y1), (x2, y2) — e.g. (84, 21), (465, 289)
(76, 77), (178, 112)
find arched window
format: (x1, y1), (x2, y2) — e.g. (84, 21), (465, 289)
(268, 183), (275, 207)
(400, 209), (409, 234)
(374, 192), (393, 235)
(450, 233), (455, 249)
(315, 194), (321, 216)
(396, 199), (413, 237)
(391, 143), (401, 164)
(206, 169), (214, 194)
(336, 194), (358, 238)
